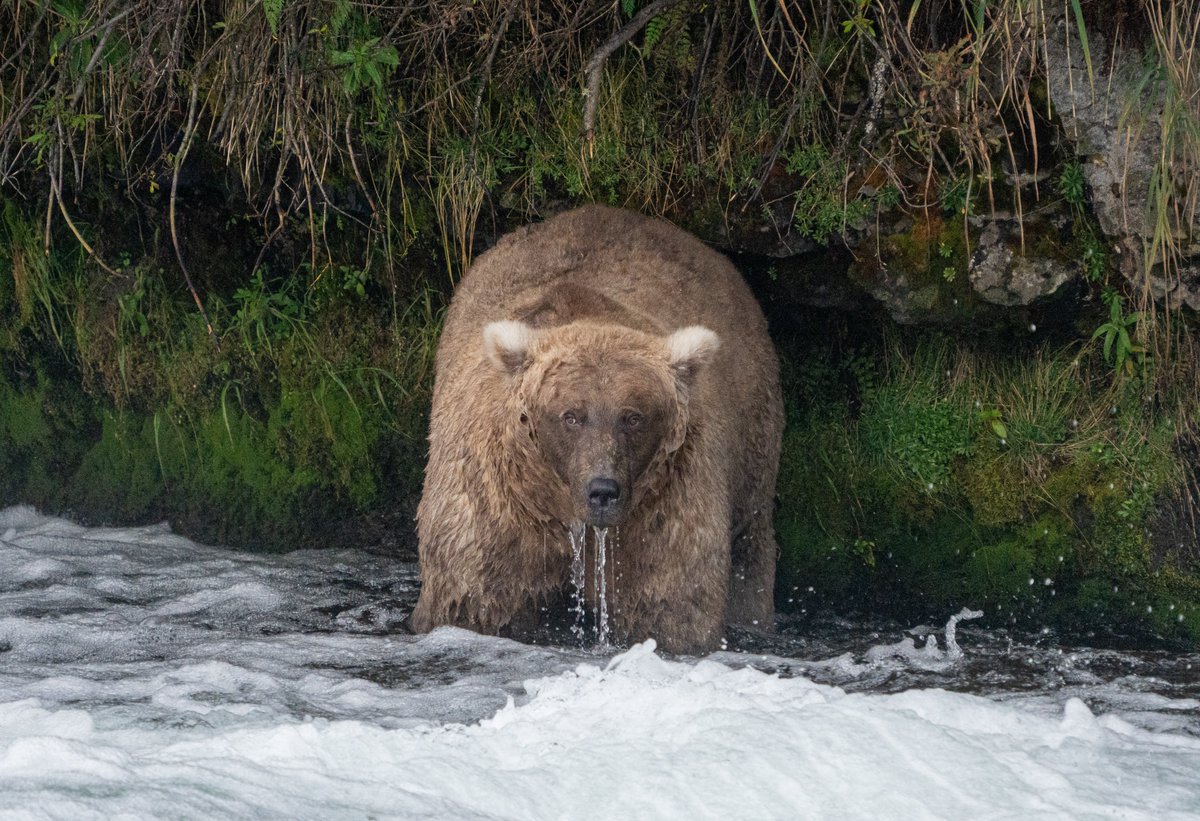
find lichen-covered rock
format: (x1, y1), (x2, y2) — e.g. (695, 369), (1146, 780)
(1044, 13), (1200, 309)
(850, 261), (945, 325)
(968, 220), (1076, 306)
(845, 213), (982, 325)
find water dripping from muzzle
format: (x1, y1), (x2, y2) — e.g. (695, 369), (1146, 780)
(568, 523), (587, 643)
(566, 523), (614, 647)
(593, 526), (610, 647)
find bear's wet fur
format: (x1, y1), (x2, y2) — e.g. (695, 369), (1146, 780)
(411, 205), (783, 654)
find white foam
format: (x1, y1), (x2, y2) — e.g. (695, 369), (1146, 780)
(0, 507), (1197, 819)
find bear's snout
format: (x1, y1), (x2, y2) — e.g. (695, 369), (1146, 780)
(586, 476), (622, 523)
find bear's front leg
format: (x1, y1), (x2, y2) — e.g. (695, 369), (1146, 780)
(412, 520), (568, 636)
(614, 496), (732, 655)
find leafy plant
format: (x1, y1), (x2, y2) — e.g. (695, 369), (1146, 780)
(937, 175), (972, 216)
(263, 0), (285, 34)
(232, 269), (305, 356)
(1080, 229), (1107, 282)
(1092, 291), (1144, 375)
(1060, 162), (1087, 209)
(116, 277), (149, 339)
(938, 241), (956, 282)
(850, 537), (877, 568)
(841, 0), (875, 37)
(785, 144), (873, 241)
(339, 265), (369, 298)
(979, 408), (1008, 440)
(329, 38), (399, 97)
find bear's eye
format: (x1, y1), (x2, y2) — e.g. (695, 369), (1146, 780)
(561, 410), (582, 427)
(623, 412), (643, 429)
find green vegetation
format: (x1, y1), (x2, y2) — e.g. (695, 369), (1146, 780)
(776, 328), (1200, 645)
(0, 202), (438, 548)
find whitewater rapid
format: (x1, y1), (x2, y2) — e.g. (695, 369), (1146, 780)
(0, 506), (1197, 819)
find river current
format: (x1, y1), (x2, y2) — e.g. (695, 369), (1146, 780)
(0, 505), (1196, 819)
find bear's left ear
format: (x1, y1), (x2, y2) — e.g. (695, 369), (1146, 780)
(483, 320), (537, 376)
(666, 325), (720, 387)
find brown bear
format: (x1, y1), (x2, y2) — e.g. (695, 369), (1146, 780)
(410, 205), (783, 654)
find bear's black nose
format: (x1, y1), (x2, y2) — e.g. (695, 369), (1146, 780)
(587, 477), (621, 509)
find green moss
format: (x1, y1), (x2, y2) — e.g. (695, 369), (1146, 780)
(845, 214), (995, 325)
(70, 412), (164, 522)
(0, 363), (97, 508)
(964, 515), (1074, 615)
(0, 197), (435, 549)
(1, 383), (50, 449)
(959, 447), (1026, 525)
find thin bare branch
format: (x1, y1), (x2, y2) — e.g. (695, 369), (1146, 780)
(581, 0), (683, 145)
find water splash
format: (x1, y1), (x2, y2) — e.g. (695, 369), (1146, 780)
(944, 606), (984, 661)
(864, 607), (985, 670)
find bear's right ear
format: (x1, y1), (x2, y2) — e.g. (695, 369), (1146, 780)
(483, 320), (536, 376)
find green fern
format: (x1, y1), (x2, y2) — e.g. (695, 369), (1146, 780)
(263, 0), (284, 35)
(644, 14), (667, 51)
(329, 0), (353, 36)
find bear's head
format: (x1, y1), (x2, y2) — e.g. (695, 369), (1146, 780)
(482, 320), (719, 528)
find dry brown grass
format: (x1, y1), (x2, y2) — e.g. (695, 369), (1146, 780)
(0, 1), (1194, 310)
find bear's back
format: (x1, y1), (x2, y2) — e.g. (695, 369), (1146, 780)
(442, 205), (771, 362)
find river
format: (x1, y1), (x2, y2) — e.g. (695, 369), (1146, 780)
(0, 506), (1197, 819)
